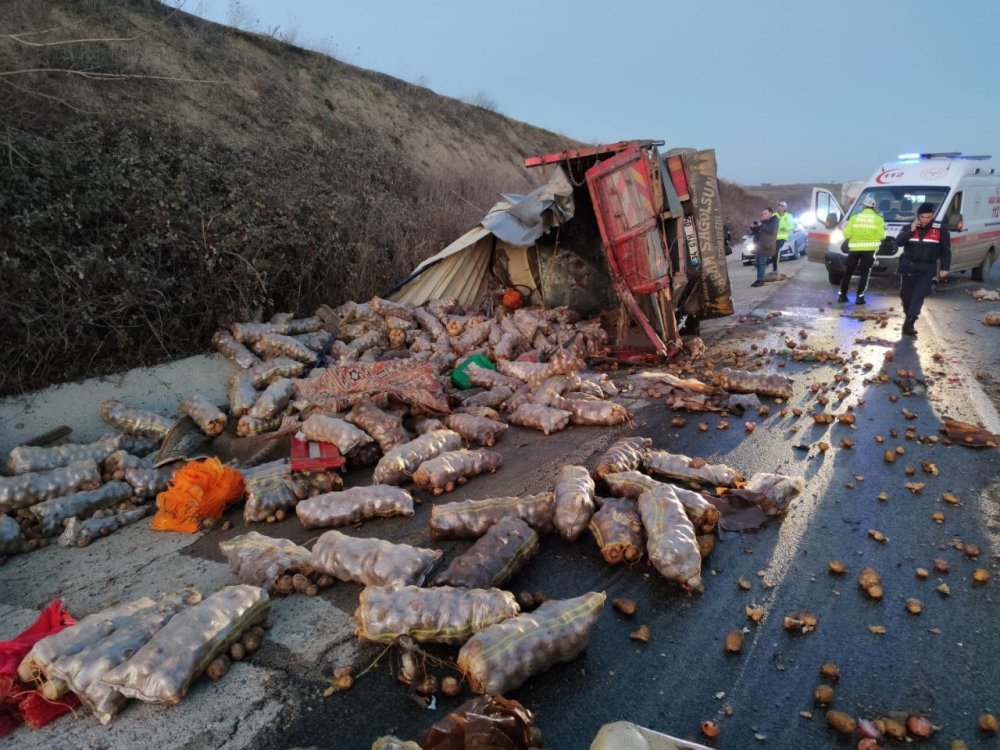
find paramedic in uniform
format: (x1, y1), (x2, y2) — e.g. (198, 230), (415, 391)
(773, 201), (794, 272)
(838, 195), (885, 305)
(895, 202), (950, 337)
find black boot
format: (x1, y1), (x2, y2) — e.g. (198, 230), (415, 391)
(837, 292), (848, 303)
(902, 316), (917, 337)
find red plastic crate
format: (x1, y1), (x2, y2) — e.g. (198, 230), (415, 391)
(289, 433), (346, 472)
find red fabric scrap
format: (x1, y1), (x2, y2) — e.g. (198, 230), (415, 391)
(0, 600), (79, 737)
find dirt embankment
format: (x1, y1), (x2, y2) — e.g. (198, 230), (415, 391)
(0, 0), (579, 396)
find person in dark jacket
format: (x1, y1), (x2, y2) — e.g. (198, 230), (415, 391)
(895, 202), (950, 337)
(751, 208), (778, 287)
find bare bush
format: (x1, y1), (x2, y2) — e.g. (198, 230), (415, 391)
(0, 0), (568, 395)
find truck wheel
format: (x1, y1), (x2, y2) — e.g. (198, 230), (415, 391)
(828, 271), (843, 286)
(971, 250), (995, 282)
(679, 316), (701, 335)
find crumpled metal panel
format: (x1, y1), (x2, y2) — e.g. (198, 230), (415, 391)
(666, 148), (733, 319)
(481, 167), (575, 247)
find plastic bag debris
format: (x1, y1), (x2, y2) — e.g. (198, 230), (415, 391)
(58, 505), (153, 548)
(941, 418), (1000, 448)
(507, 403), (572, 435)
(211, 330), (261, 369)
(442, 413), (508, 446)
(48, 591), (200, 722)
(642, 449), (744, 487)
(465, 361), (522, 391)
(553, 465), (596, 541)
(312, 530), (443, 587)
(371, 736), (422, 750)
(179, 394), (228, 437)
(124, 465), (175, 499)
(555, 397), (630, 426)
(0, 459), (101, 513)
(421, 695), (536, 750)
(99, 585), (270, 704)
(301, 414), (374, 454)
(252, 332), (318, 364)
(0, 515), (24, 555)
(220, 531), (313, 591)
(603, 470), (662, 500)
(295, 485), (414, 529)
(590, 721), (714, 750)
(457, 591), (605, 695)
(413, 449), (503, 495)
(151, 457), (245, 532)
(247, 378), (296, 420)
(667, 484), (721, 534)
(430, 493), (555, 540)
(589, 498), (644, 564)
(240, 460), (296, 524)
(0, 600), (77, 737)
(345, 403), (410, 453)
(241, 357), (306, 388)
(637, 485), (704, 591)
(461, 386), (514, 409)
(745, 472), (805, 516)
(100, 399), (175, 440)
(19, 597), (158, 685)
(594, 438), (651, 480)
(354, 585), (520, 645)
(6, 434), (120, 475)
(431, 516), (539, 589)
(30, 481), (134, 537)
(230, 321), (291, 344)
(718, 368), (793, 400)
(372, 430), (462, 485)
(228, 372), (259, 419)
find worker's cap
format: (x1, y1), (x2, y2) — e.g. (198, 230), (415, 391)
(862, 195), (877, 208)
(777, 201), (787, 208)
(917, 202), (936, 215)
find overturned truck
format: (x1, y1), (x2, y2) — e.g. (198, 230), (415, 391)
(389, 140), (733, 358)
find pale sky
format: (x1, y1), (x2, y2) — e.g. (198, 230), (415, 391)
(168, 0), (1000, 185)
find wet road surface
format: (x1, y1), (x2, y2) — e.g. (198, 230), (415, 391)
(240, 255), (1000, 750)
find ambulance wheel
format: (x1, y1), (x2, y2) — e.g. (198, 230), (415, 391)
(828, 271), (843, 286)
(971, 250), (995, 282)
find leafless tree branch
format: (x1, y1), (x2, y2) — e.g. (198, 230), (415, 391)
(2, 5), (182, 46)
(0, 77), (101, 115)
(0, 67), (233, 85)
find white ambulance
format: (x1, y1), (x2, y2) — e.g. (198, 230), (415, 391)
(805, 153), (1000, 286)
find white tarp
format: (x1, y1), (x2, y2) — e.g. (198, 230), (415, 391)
(388, 168), (574, 308)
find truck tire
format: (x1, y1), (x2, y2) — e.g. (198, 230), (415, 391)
(971, 249), (995, 282)
(828, 271), (843, 286)
(679, 316), (701, 335)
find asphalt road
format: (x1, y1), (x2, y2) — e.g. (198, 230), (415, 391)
(2, 252), (997, 750)
(257, 255), (1000, 749)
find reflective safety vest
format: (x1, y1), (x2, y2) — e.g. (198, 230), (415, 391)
(776, 211), (794, 241)
(843, 208), (886, 252)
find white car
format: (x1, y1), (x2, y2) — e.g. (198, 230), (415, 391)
(741, 229), (805, 265)
(785, 228), (807, 258)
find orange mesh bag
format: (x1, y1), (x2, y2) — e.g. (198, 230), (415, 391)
(151, 458), (245, 533)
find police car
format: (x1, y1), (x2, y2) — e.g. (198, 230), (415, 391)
(741, 232), (802, 264)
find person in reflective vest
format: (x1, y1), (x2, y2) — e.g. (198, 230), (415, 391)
(895, 202), (950, 337)
(773, 201), (795, 272)
(838, 195), (885, 305)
